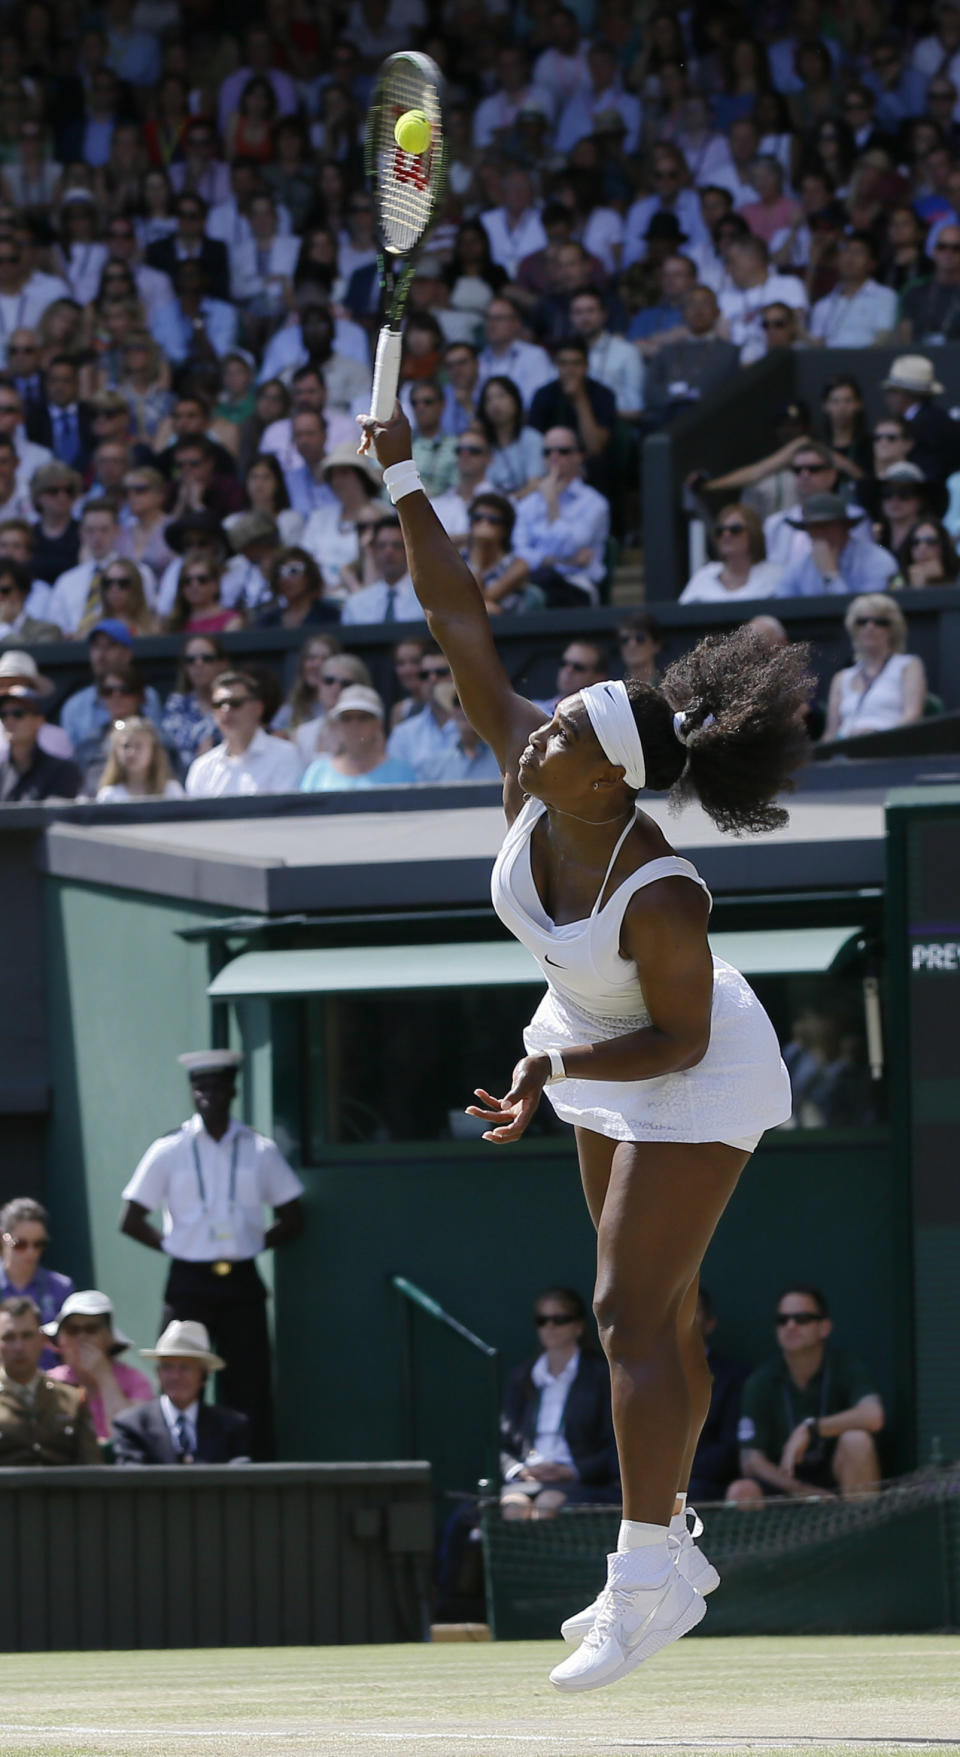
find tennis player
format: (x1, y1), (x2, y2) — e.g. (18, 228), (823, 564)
(359, 407), (810, 1692)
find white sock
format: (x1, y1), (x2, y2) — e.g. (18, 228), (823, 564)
(616, 1519), (670, 1553)
(669, 1509), (688, 1537)
(674, 1492), (687, 1516)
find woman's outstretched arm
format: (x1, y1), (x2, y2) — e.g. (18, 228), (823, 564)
(359, 408), (546, 775)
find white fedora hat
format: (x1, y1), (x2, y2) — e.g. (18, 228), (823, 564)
(140, 1319), (226, 1372)
(882, 354), (944, 397)
(41, 1289), (134, 1355)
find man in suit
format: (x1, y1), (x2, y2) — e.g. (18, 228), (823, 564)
(0, 1296), (100, 1462)
(25, 357), (95, 474)
(145, 193), (230, 303)
(112, 1320), (250, 1465)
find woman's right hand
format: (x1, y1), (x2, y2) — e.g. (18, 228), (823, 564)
(356, 404), (413, 467)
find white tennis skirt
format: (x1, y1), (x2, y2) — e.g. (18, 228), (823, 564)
(523, 960), (791, 1153)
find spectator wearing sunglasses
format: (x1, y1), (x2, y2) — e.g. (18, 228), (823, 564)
(681, 505), (783, 604)
(44, 1291), (153, 1440)
(60, 620), (163, 752)
(512, 427), (610, 606)
(0, 1200), (74, 1369)
(895, 516), (960, 588)
(427, 680), (501, 782)
(185, 670), (303, 797)
(161, 634), (228, 769)
(896, 225), (960, 346)
(728, 1286), (883, 1502)
(386, 650), (459, 777)
(29, 461), (83, 589)
(293, 651), (373, 766)
(823, 594), (926, 741)
(461, 492), (535, 616)
(429, 427), (496, 543)
(165, 553), (244, 635)
(763, 443), (866, 570)
(257, 546), (339, 629)
(778, 495), (897, 597)
(0, 685), (81, 800)
(339, 518), (421, 626)
(500, 1286), (618, 1521)
(616, 612), (662, 685)
(300, 444), (383, 599)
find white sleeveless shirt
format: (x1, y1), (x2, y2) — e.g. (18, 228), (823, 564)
(835, 654), (912, 740)
(491, 797), (791, 1151)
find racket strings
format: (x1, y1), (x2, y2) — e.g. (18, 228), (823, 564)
(372, 63), (443, 254)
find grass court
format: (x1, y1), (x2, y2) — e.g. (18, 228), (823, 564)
(1, 1635), (958, 1757)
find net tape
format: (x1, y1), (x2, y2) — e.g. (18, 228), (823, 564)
(370, 58), (444, 256)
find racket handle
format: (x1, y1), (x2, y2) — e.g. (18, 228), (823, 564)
(371, 326), (403, 422)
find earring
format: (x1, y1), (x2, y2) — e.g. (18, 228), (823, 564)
(593, 781), (600, 790)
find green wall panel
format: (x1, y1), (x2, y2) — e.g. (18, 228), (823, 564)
(272, 1137), (907, 1483)
(44, 878), (227, 1355)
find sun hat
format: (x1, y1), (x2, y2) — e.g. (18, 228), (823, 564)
(785, 492), (864, 529)
(327, 683), (384, 722)
(41, 1290), (134, 1355)
(0, 650), (55, 696)
(224, 511), (280, 552)
(320, 442), (382, 488)
(140, 1319), (225, 1372)
(882, 355), (944, 397)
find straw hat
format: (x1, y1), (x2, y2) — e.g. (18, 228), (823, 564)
(320, 443), (382, 489)
(882, 355), (944, 397)
(140, 1319), (226, 1372)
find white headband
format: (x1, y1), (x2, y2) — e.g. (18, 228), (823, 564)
(580, 680), (645, 790)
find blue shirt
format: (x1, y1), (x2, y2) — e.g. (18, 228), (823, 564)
(387, 708), (460, 780)
(283, 465), (336, 520)
(513, 478), (610, 591)
(300, 754), (416, 791)
(61, 682), (163, 750)
(150, 298), (238, 365)
(430, 737), (501, 782)
(777, 538), (898, 598)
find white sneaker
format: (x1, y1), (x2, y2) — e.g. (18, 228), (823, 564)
(559, 1509), (719, 1645)
(550, 1549), (706, 1693)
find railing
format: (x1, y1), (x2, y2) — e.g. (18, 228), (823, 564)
(392, 1274), (500, 1486)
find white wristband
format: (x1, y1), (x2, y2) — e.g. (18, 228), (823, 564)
(383, 460), (424, 504)
(543, 1048), (566, 1085)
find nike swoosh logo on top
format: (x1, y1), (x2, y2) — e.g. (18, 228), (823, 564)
(544, 955), (565, 967)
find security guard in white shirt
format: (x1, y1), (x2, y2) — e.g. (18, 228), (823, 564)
(119, 1049), (305, 1458)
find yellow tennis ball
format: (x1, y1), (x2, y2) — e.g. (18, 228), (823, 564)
(395, 109), (432, 154)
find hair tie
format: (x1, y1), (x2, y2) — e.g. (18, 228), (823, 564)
(673, 707), (716, 748)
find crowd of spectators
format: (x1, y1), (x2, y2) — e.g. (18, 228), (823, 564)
(0, 4), (959, 796)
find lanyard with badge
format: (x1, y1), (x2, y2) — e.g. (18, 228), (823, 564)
(192, 1133), (241, 1267)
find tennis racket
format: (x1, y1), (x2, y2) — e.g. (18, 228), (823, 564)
(365, 50), (446, 421)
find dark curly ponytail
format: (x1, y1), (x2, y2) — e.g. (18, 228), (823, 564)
(626, 627), (813, 836)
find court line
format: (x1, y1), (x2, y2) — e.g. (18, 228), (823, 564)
(0, 1729), (957, 1749)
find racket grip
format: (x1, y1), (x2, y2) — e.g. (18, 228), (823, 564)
(371, 326), (403, 422)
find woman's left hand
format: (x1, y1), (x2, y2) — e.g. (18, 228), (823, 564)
(466, 1054), (549, 1143)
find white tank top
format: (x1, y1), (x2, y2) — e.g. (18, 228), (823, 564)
(836, 653), (911, 739)
(491, 797), (711, 1022)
